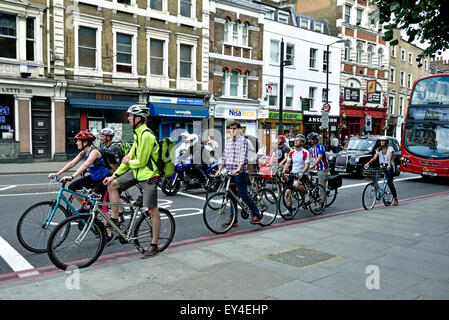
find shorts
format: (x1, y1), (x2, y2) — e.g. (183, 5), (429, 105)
(115, 171), (159, 209)
(68, 174), (111, 197)
(287, 173), (301, 187)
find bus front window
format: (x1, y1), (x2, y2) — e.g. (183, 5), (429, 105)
(405, 122), (449, 159)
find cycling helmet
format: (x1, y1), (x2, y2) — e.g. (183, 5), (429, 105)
(379, 136), (389, 141)
(306, 132), (319, 140)
(127, 104), (150, 118)
(278, 135), (286, 141)
(296, 134), (306, 142)
(180, 132), (190, 139)
(100, 128), (115, 136)
(74, 130), (96, 141)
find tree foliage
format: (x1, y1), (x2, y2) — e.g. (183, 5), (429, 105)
(370, 0), (449, 65)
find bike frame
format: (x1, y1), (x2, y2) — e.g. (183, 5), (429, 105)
(43, 186), (91, 229)
(371, 171), (389, 199)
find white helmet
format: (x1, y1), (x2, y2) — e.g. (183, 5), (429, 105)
(180, 132), (189, 140)
(127, 104), (150, 118)
(100, 128), (115, 136)
(187, 133), (198, 146)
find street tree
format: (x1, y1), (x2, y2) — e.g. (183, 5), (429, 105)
(370, 0), (449, 65)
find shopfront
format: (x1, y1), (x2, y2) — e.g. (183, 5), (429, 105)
(66, 91), (139, 158)
(148, 96), (208, 142)
(261, 110), (303, 147)
(339, 105), (387, 140)
(213, 104), (258, 146)
(303, 114), (339, 146)
(0, 82), (57, 162)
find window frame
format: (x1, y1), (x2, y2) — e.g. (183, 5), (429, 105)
(344, 5), (351, 23)
(268, 83), (278, 107)
(309, 48), (318, 69)
(356, 42), (363, 63)
(179, 43), (193, 79)
(0, 12), (18, 60)
(309, 87), (317, 109)
(179, 0), (195, 19)
(285, 85), (294, 108)
(270, 39), (280, 64)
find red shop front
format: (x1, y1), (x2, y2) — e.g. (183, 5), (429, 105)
(339, 105), (387, 139)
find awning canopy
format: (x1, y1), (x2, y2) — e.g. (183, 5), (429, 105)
(149, 103), (209, 119)
(68, 97), (136, 110)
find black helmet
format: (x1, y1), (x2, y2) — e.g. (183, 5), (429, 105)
(307, 132), (319, 140)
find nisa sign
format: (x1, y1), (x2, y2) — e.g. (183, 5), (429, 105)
(228, 108), (256, 119)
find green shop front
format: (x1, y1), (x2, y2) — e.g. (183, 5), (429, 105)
(260, 110), (303, 147)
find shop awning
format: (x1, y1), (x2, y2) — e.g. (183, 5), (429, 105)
(149, 103), (209, 119)
(68, 97), (135, 110)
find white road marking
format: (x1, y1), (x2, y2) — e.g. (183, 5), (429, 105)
(0, 186), (16, 192)
(0, 236), (38, 277)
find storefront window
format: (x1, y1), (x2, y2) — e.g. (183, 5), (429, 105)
(0, 95), (14, 140)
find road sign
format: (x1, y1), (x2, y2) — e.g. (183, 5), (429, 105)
(322, 103), (331, 112)
(321, 111), (329, 129)
(365, 116), (372, 131)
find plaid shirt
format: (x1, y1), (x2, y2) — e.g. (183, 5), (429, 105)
(220, 135), (248, 173)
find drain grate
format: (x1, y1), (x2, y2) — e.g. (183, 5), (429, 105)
(265, 246), (338, 268)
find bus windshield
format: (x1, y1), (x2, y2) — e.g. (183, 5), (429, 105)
(404, 122), (449, 159)
(410, 76), (449, 105)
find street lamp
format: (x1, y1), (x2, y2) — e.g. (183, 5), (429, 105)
(279, 38), (292, 135)
(325, 39), (348, 150)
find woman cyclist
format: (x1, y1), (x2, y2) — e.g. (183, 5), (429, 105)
(364, 136), (398, 206)
(48, 131), (115, 243)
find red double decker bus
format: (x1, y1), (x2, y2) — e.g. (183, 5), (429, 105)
(401, 74), (449, 178)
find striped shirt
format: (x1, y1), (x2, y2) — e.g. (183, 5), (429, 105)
(308, 144), (328, 171)
(220, 135), (248, 173)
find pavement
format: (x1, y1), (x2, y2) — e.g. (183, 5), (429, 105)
(1, 161), (449, 303)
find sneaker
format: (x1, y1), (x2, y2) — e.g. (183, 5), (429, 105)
(77, 207), (89, 214)
(104, 233), (115, 246)
(223, 219), (238, 228)
(141, 245), (159, 259)
(250, 214), (263, 224)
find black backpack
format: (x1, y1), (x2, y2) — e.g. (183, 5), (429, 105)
(97, 148), (120, 172)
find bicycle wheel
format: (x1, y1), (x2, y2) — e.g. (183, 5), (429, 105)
(308, 184), (327, 216)
(255, 188), (278, 226)
(362, 182), (378, 210)
(17, 201), (72, 253)
(382, 184), (394, 206)
(133, 208), (175, 253)
(326, 187), (338, 207)
(203, 192), (236, 234)
(278, 186), (302, 220)
(47, 215), (106, 270)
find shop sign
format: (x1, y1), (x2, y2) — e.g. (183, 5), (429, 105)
(0, 87), (32, 94)
(366, 92), (381, 104)
(268, 111), (302, 120)
(228, 108), (256, 119)
(149, 96), (203, 105)
(258, 109), (269, 119)
(343, 87), (360, 102)
(303, 115), (338, 125)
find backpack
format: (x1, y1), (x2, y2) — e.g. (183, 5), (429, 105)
(96, 148), (120, 172)
(111, 141), (132, 161)
(143, 129), (175, 177)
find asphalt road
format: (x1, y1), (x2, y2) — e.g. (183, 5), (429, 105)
(0, 172), (448, 283)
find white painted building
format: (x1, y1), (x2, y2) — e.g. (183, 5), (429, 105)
(261, 7), (343, 145)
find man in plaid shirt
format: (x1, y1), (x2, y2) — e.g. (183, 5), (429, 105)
(216, 121), (262, 227)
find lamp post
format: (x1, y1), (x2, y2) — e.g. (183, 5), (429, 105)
(325, 39), (347, 150)
(279, 38), (292, 136)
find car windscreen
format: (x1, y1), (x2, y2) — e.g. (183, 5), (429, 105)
(345, 139), (376, 151)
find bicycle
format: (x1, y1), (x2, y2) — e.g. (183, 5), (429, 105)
(16, 176), (139, 253)
(361, 167), (394, 210)
(203, 173), (278, 234)
(308, 170), (342, 208)
(47, 189), (175, 270)
(278, 172), (327, 219)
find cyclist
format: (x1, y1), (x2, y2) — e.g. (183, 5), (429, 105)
(282, 134), (310, 213)
(307, 132), (328, 206)
(103, 104), (162, 258)
(99, 127), (124, 164)
(364, 136), (398, 206)
(215, 121), (262, 227)
(48, 131), (114, 242)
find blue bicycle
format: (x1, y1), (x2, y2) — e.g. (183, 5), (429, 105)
(16, 176), (92, 253)
(361, 167), (394, 210)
